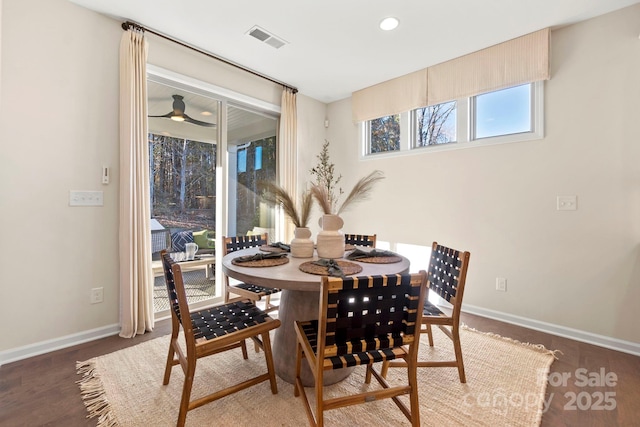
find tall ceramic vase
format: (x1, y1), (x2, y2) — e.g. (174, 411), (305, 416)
(316, 214), (345, 259)
(290, 227), (314, 258)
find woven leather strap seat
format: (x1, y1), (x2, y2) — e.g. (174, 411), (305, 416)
(160, 251), (280, 427)
(222, 233), (282, 313)
(294, 272), (427, 427)
(190, 300), (272, 342)
(382, 242), (471, 384)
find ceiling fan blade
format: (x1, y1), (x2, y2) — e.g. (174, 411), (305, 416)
(148, 112), (174, 118)
(183, 114), (216, 127)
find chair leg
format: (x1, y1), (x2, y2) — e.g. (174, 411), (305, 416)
(407, 357), (421, 427)
(380, 360), (390, 378)
(316, 367), (324, 427)
(177, 362), (196, 427)
(294, 342), (302, 397)
(452, 327), (466, 383)
(426, 323), (434, 346)
(261, 331), (278, 394)
(241, 340), (248, 359)
(163, 335), (178, 385)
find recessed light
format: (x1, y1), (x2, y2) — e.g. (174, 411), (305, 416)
(379, 17), (399, 31)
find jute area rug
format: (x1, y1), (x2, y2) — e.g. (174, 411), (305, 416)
(77, 325), (556, 427)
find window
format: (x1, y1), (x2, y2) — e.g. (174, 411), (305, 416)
(362, 82), (543, 156)
(367, 114), (401, 154)
(473, 84), (531, 139)
(413, 101), (457, 147)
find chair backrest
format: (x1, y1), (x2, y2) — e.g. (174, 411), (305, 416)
(223, 233), (269, 255)
(317, 272), (427, 358)
(344, 233), (376, 248)
(160, 250), (194, 340)
(426, 242), (470, 315)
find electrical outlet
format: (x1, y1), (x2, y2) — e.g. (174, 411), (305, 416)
(496, 277), (507, 292)
(91, 287), (104, 304)
(557, 195), (577, 211)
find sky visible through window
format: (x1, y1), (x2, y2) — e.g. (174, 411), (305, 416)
(475, 84), (531, 139)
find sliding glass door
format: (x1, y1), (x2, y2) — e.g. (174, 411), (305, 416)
(147, 69), (280, 315)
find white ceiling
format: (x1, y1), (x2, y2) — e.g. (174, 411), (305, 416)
(70, 0), (639, 103)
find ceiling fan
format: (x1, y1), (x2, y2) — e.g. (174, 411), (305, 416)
(149, 94), (216, 127)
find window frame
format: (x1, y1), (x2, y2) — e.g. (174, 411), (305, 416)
(360, 81), (544, 159)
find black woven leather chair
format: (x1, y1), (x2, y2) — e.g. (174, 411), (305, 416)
(294, 272), (427, 427)
(160, 251), (280, 427)
(222, 233), (282, 313)
(382, 241), (471, 383)
(344, 233), (376, 248)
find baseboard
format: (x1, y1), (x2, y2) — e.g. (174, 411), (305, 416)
(463, 304), (640, 357)
(0, 323), (120, 367)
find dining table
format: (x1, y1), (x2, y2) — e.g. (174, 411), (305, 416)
(221, 245), (410, 386)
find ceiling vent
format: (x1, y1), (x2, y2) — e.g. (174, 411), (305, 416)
(247, 25), (288, 49)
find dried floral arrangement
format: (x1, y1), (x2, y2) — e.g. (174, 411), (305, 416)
(258, 181), (313, 228)
(310, 140), (384, 215)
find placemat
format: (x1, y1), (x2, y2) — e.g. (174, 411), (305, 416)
(344, 244), (355, 251)
(299, 260), (363, 276)
(231, 257), (290, 268)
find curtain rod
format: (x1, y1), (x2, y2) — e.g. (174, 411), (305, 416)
(122, 21), (298, 94)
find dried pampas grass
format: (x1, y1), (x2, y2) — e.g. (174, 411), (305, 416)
(259, 181), (313, 228)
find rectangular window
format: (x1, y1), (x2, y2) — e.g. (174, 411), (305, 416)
(413, 101), (457, 147)
(473, 84), (531, 139)
(367, 114), (401, 154)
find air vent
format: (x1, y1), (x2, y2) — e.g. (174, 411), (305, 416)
(247, 25), (288, 49)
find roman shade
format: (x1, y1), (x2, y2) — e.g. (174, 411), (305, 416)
(352, 68), (428, 123)
(428, 28), (550, 105)
(352, 28), (550, 122)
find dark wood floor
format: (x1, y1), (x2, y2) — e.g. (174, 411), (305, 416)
(1, 312), (638, 426)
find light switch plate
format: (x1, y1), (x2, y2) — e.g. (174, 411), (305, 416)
(557, 195), (577, 211)
(70, 191), (104, 206)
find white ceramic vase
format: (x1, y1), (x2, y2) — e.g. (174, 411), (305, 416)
(316, 214), (345, 259)
(290, 227), (314, 258)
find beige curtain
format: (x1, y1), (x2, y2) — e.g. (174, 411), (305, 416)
(119, 28), (154, 338)
(277, 88), (298, 243)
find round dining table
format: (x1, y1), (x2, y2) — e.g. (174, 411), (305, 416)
(221, 246), (410, 386)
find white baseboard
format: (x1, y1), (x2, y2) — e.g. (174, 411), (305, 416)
(0, 323), (120, 367)
(463, 304), (640, 357)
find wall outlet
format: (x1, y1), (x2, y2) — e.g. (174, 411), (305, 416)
(90, 287), (104, 304)
(496, 277), (507, 292)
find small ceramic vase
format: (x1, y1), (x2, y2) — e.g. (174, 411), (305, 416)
(290, 227), (314, 258)
(316, 214), (345, 259)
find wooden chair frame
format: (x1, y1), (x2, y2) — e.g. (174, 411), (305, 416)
(160, 251), (280, 427)
(382, 242), (471, 383)
(344, 233), (377, 248)
(294, 271), (427, 427)
(222, 233), (281, 313)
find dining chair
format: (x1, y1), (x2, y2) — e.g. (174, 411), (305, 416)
(222, 233), (282, 313)
(382, 241), (471, 383)
(160, 250), (280, 427)
(344, 233), (377, 248)
(294, 271), (427, 427)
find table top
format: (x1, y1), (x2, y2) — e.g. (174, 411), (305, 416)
(222, 247), (410, 292)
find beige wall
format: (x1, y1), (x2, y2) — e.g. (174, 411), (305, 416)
(1, 0), (638, 361)
(325, 5), (640, 345)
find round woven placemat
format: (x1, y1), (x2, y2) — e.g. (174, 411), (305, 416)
(344, 244), (355, 251)
(354, 255), (402, 264)
(259, 245), (287, 253)
(231, 257), (289, 268)
(299, 260), (363, 276)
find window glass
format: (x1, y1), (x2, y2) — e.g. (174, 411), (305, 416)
(413, 101), (456, 147)
(474, 84), (531, 139)
(369, 114), (401, 153)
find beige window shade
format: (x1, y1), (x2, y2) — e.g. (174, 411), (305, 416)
(352, 68), (428, 122)
(428, 28), (550, 105)
(351, 28), (550, 122)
